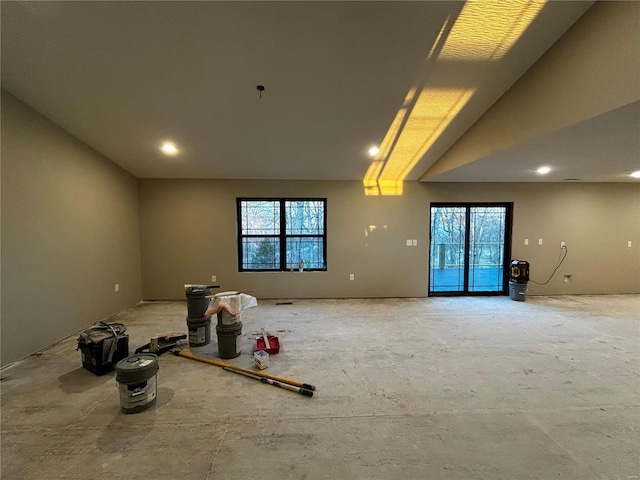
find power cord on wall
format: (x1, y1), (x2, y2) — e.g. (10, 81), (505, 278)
(529, 245), (568, 286)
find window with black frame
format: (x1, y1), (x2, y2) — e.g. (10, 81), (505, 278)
(237, 198), (327, 271)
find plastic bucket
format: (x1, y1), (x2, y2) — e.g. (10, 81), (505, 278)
(509, 281), (527, 301)
(115, 354), (159, 414)
(185, 287), (210, 318)
(217, 310), (241, 326)
(187, 316), (211, 347)
(216, 321), (243, 359)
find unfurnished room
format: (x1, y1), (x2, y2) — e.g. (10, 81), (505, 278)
(1, 1), (639, 479)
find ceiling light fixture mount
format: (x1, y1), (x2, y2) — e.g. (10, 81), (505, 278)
(256, 85), (265, 100)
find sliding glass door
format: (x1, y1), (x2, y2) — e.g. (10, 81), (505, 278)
(429, 203), (512, 296)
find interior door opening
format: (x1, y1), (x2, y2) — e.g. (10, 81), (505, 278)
(429, 203), (512, 296)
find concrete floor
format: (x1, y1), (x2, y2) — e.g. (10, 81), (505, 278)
(1, 295), (639, 480)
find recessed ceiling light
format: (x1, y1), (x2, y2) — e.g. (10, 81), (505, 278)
(536, 166), (551, 174)
(368, 146), (380, 157)
(161, 142), (178, 155)
(631, 170), (640, 178)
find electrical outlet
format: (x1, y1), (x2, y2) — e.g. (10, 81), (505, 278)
(114, 283), (120, 292)
(211, 275), (217, 283)
(628, 241), (633, 248)
(412, 239), (417, 246)
(563, 275), (572, 283)
(406, 239), (412, 247)
(349, 274), (355, 281)
(561, 242), (566, 248)
(538, 238), (543, 245)
(524, 239), (529, 245)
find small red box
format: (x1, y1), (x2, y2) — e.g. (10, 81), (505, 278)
(256, 335), (280, 354)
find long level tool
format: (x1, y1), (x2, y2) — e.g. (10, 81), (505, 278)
(172, 350), (316, 391)
(222, 367), (313, 397)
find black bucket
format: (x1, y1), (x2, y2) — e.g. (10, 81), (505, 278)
(187, 316), (211, 347)
(185, 286), (210, 318)
(115, 354), (159, 414)
(216, 321), (243, 359)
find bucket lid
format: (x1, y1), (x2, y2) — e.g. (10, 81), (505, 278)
(116, 354), (159, 374)
(185, 289), (208, 297)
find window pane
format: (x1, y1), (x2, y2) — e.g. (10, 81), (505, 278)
(242, 237), (280, 270)
(469, 206), (506, 292)
(430, 206), (466, 292)
(241, 201), (279, 235)
(285, 200), (324, 235)
(286, 237), (325, 269)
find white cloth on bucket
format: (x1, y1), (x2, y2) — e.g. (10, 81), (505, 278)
(205, 291), (257, 317)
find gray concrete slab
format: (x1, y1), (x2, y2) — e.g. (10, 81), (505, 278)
(1, 295), (638, 479)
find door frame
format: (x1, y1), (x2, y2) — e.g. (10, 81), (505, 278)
(428, 202), (513, 297)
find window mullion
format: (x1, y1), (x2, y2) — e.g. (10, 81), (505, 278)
(279, 200), (287, 270)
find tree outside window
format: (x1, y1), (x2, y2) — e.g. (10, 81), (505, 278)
(237, 199), (327, 271)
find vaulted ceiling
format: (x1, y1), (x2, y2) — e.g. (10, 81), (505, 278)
(2, 1), (638, 187)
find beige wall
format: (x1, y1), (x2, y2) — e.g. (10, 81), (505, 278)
(139, 180), (430, 299)
(426, 183), (640, 295)
(139, 179), (640, 300)
(1, 90), (142, 366)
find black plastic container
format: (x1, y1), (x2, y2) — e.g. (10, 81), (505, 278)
(79, 334), (129, 376)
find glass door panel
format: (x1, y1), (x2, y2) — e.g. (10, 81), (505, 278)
(429, 206), (466, 293)
(468, 206), (507, 292)
(429, 203), (511, 296)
